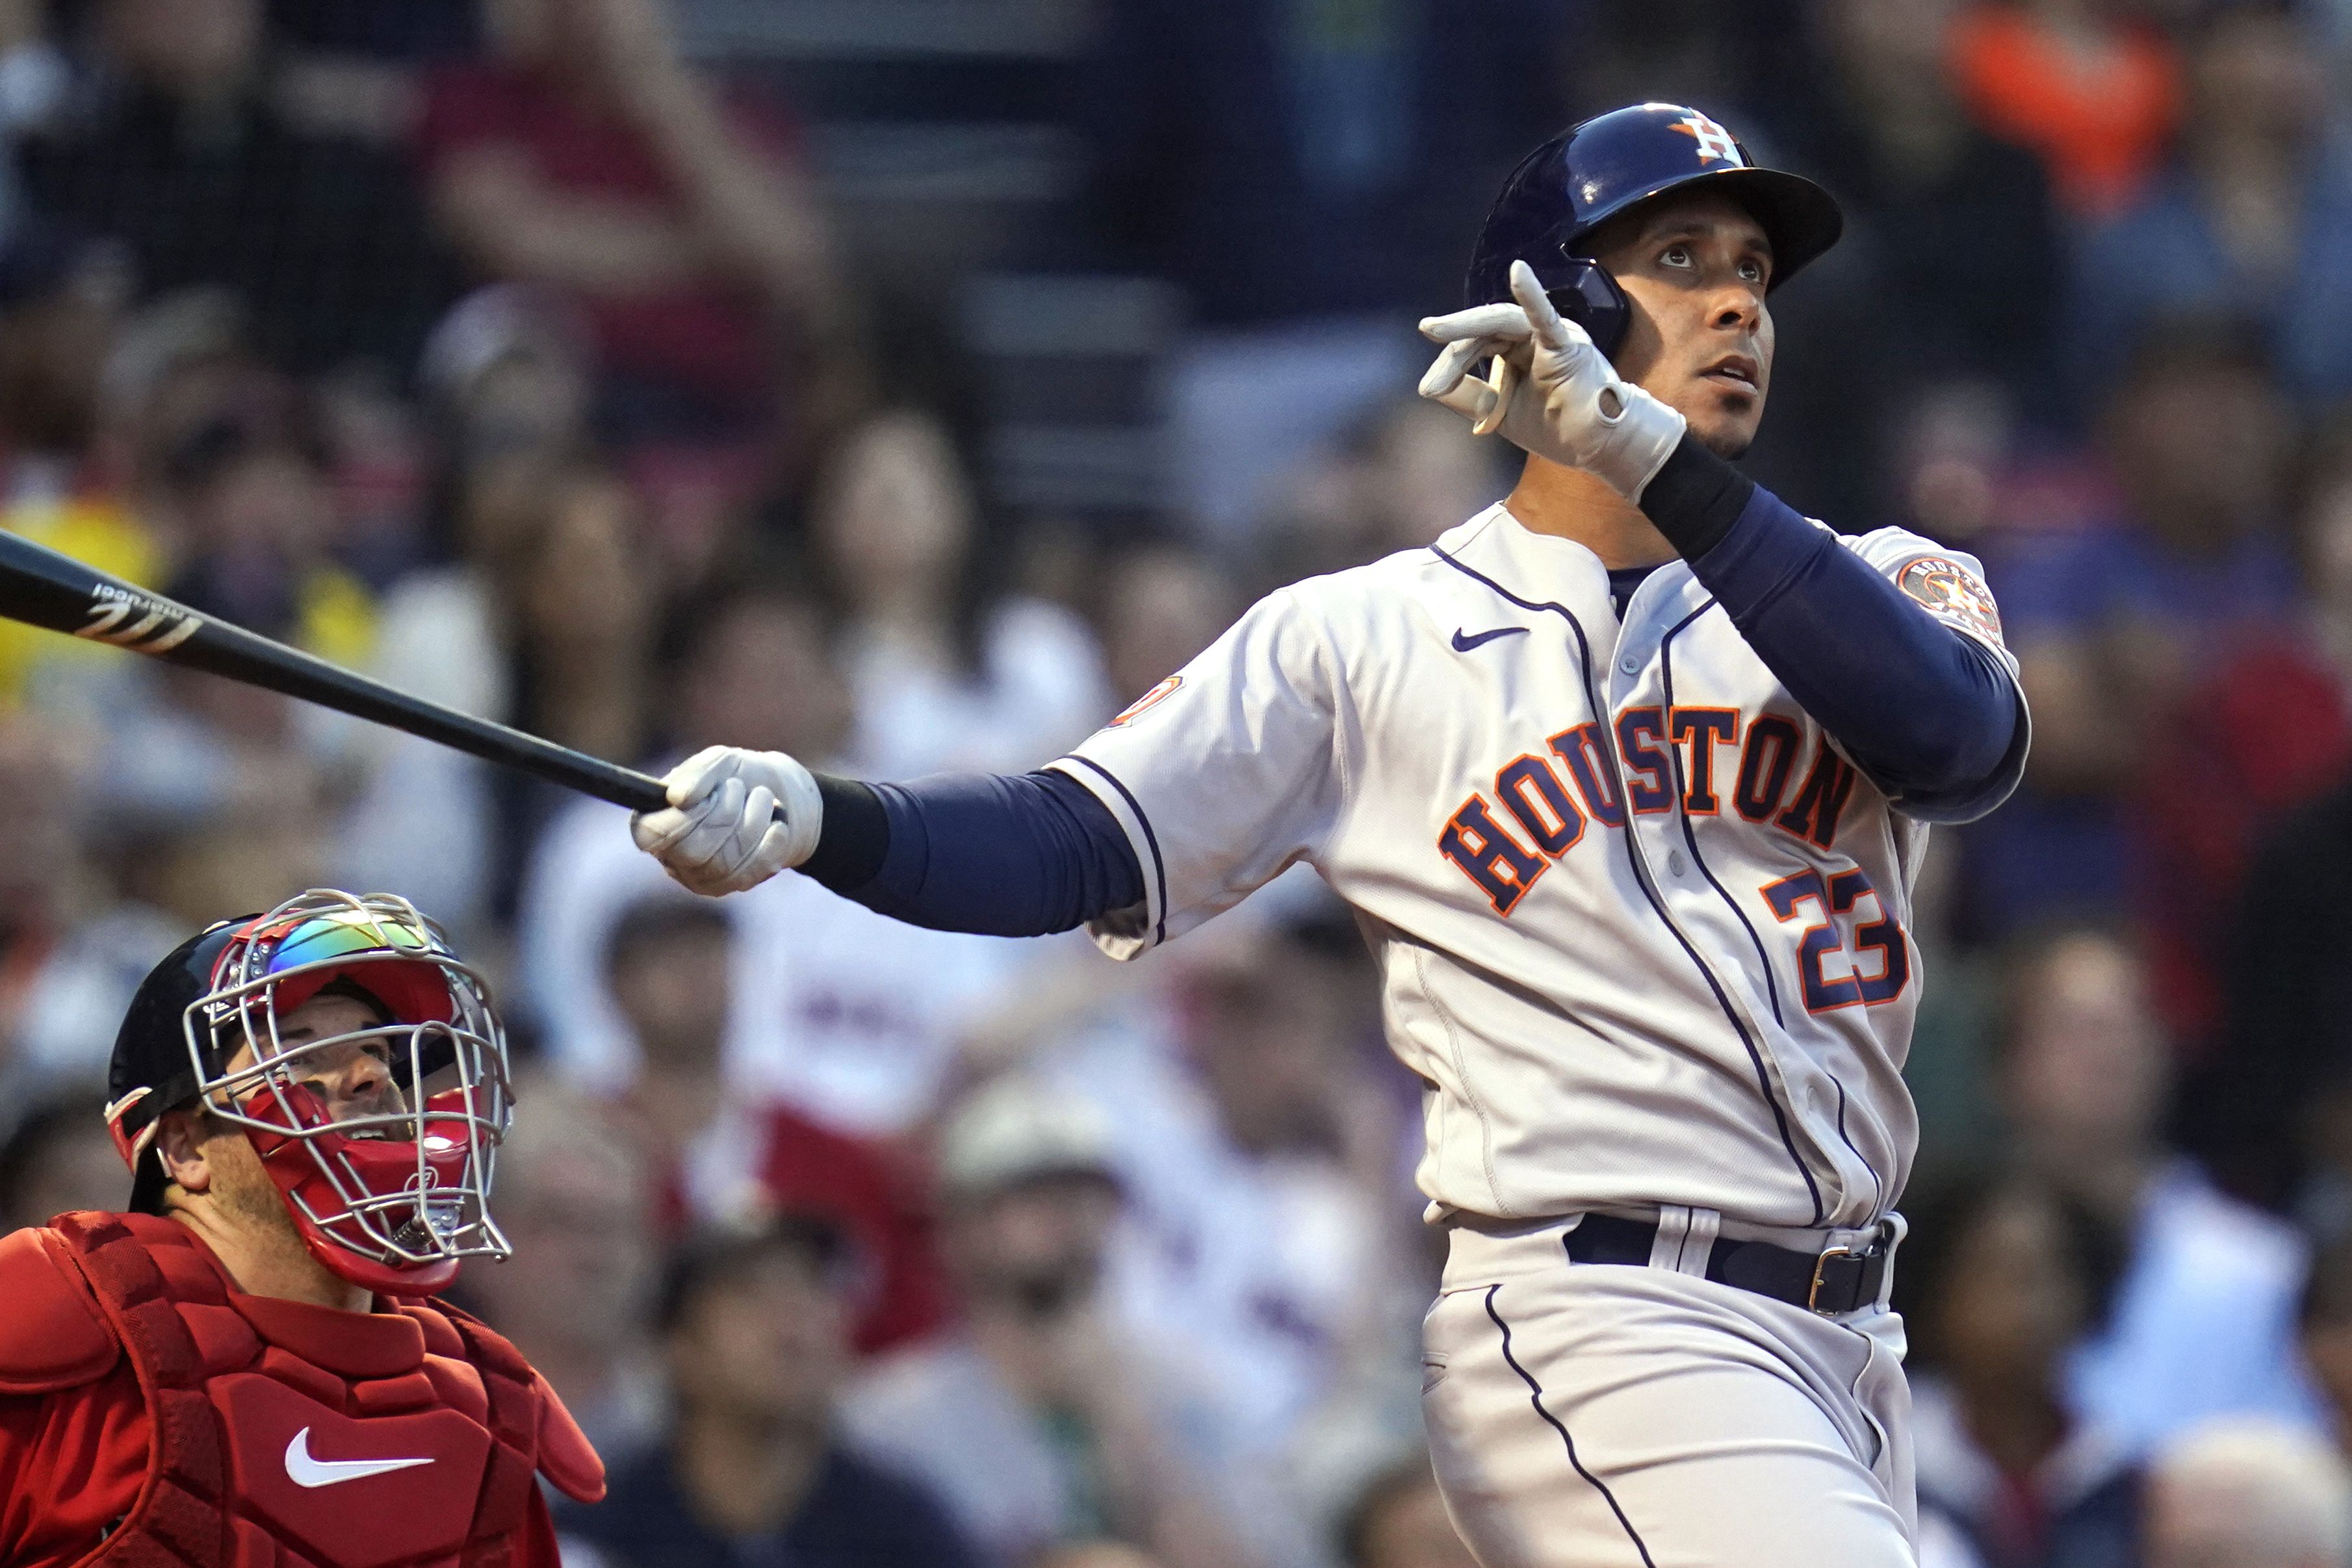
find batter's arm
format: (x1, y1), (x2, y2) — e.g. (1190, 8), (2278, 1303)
(1640, 438), (2025, 818)
(629, 756), (1142, 932)
(637, 588), (1344, 929)
(803, 769), (1146, 935)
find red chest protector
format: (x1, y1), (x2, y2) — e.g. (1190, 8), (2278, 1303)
(0, 1213), (604, 1568)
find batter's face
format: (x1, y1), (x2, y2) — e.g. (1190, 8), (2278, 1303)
(1587, 192), (1776, 457)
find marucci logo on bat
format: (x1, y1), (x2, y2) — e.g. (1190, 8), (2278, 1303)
(76, 586), (202, 652)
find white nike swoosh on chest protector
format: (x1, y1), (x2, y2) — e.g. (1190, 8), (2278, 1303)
(283, 1426), (437, 1488)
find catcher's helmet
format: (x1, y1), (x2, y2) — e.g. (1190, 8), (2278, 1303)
(105, 888), (514, 1295)
(1464, 103), (1844, 359)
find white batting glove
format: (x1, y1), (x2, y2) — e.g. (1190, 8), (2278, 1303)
(1418, 259), (1686, 502)
(629, 745), (825, 896)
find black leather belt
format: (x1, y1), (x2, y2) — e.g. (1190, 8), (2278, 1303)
(1564, 1213), (1894, 1316)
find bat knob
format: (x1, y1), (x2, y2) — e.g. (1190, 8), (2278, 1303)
(1472, 355), (1516, 438)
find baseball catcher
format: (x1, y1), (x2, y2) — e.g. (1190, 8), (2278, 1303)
(0, 889), (602, 1567)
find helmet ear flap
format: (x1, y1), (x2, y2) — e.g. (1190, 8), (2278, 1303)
(1544, 258), (1633, 363)
(1466, 240), (1634, 365)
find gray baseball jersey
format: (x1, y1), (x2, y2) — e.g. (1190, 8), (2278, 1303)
(1049, 503), (2024, 1232)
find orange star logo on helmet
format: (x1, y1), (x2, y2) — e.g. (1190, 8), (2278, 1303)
(1671, 113), (1743, 166)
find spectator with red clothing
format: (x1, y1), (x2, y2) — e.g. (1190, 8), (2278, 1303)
(1946, 0), (2179, 218)
(1961, 319), (2299, 943)
(416, 0), (839, 452)
(601, 892), (950, 1353)
(2133, 414), (2352, 1051)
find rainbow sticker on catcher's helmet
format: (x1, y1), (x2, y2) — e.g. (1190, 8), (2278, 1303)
(214, 900), (458, 1030)
(265, 905), (434, 968)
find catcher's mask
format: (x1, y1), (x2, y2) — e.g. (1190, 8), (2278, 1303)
(105, 889), (514, 1295)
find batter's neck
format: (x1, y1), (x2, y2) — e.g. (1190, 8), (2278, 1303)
(1504, 456), (1679, 570)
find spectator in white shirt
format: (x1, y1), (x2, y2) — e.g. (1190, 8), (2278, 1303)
(1995, 922), (2323, 1450)
(800, 406), (1109, 780)
(2143, 1419), (2352, 1568)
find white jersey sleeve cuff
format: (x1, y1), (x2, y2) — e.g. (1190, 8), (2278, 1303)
(1047, 754), (1167, 960)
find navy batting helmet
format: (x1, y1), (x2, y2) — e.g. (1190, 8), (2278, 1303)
(1464, 103), (1844, 359)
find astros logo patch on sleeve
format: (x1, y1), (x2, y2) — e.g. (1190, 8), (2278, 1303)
(1895, 556), (2003, 646)
(1109, 674), (1182, 727)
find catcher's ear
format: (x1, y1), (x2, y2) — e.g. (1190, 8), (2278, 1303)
(153, 1108), (216, 1196)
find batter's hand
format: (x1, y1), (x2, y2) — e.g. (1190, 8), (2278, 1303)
(1417, 259), (1686, 502)
(630, 745), (824, 895)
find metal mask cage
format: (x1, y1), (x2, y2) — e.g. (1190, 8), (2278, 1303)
(179, 889), (515, 1269)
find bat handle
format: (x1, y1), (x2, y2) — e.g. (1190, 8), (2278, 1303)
(563, 756), (672, 815)
(595, 760), (793, 827)
(1472, 353), (1516, 437)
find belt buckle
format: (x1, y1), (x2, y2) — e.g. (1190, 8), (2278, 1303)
(1807, 1242), (1859, 1315)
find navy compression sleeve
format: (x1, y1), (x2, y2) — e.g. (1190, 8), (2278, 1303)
(1641, 438), (2022, 816)
(798, 768), (1144, 936)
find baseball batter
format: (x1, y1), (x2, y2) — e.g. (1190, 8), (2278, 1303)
(634, 103), (2027, 1567)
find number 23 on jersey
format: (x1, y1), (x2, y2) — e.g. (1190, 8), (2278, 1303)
(1436, 702), (1911, 1015)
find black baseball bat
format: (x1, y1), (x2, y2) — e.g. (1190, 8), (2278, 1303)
(0, 528), (675, 814)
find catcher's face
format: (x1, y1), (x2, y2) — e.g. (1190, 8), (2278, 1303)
(217, 990), (411, 1125)
(1590, 191), (1776, 459)
(155, 991), (405, 1233)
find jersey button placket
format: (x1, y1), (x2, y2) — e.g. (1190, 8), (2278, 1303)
(1607, 643), (1670, 891)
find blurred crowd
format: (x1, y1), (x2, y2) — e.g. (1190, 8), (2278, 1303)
(4, 0), (2352, 1564)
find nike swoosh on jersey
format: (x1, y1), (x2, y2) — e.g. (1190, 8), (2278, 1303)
(285, 1427), (436, 1489)
(1451, 626), (1529, 652)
